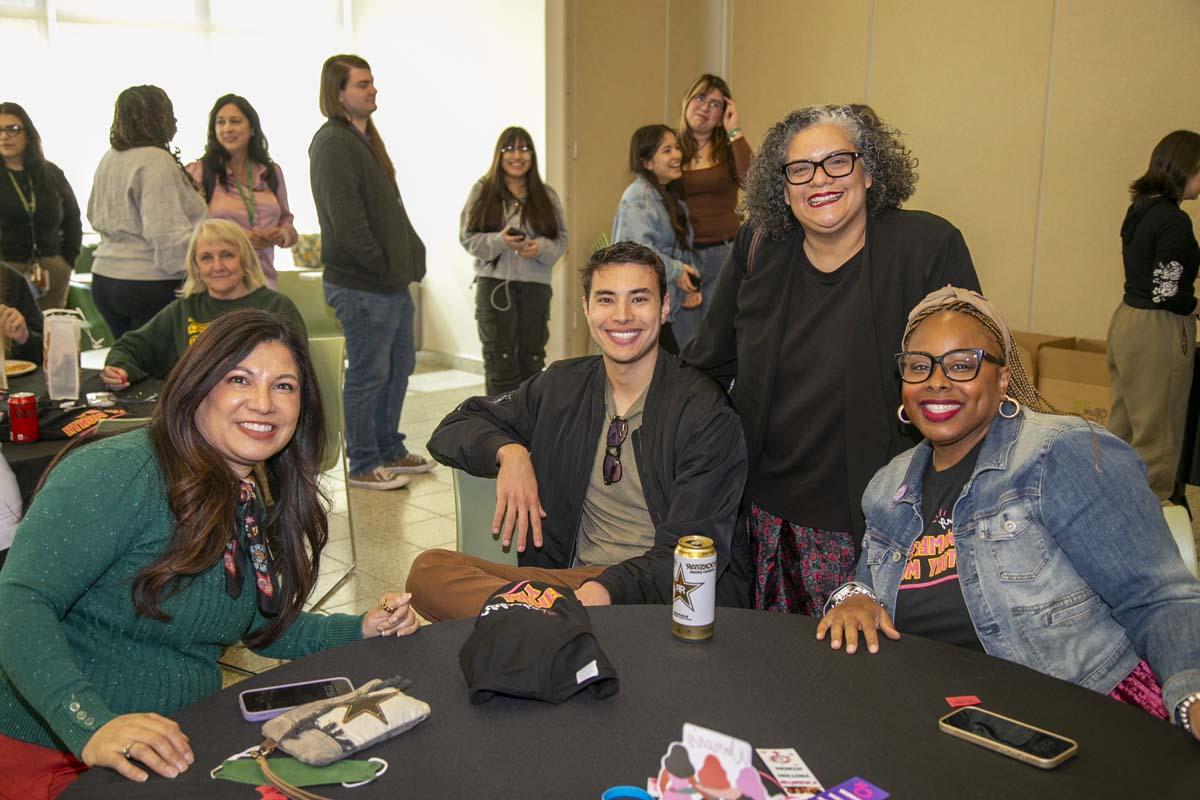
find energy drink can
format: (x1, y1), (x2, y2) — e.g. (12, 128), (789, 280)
(672, 535), (716, 641)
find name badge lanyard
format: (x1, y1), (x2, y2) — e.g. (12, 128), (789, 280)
(6, 169), (48, 292)
(6, 169), (40, 264)
(232, 165), (256, 229)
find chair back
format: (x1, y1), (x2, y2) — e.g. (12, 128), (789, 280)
(307, 336), (345, 474)
(277, 270), (340, 337)
(451, 468), (515, 565)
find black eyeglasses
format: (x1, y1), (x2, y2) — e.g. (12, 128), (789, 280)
(896, 348), (1005, 384)
(603, 416), (629, 485)
(782, 151), (861, 185)
(0, 124), (24, 137)
(500, 144), (532, 154)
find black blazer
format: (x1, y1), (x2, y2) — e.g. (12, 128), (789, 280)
(428, 351), (751, 607)
(683, 209), (980, 538)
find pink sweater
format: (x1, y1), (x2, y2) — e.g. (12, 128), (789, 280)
(184, 160), (298, 286)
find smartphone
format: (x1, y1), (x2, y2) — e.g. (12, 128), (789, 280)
(506, 226), (526, 240)
(238, 677), (353, 722)
(938, 706), (1077, 769)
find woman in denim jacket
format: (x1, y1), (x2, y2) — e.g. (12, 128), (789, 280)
(612, 125), (701, 351)
(818, 286), (1200, 740)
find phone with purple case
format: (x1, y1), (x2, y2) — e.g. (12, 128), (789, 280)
(238, 677), (354, 722)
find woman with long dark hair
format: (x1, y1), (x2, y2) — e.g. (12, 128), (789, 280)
(88, 85), (208, 340)
(1106, 130), (1200, 501)
(0, 101), (81, 309)
(461, 126), (566, 395)
(612, 124), (701, 352)
(674, 75), (752, 347)
(186, 94), (297, 288)
(0, 310), (418, 797)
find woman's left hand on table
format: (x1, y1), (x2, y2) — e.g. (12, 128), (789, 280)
(0, 305), (28, 345)
(362, 592), (420, 638)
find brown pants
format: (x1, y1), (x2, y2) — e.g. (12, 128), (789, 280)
(405, 548), (606, 622)
(2, 256), (72, 310)
(1107, 302), (1195, 501)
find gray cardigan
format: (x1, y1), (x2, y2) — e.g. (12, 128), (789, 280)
(308, 119), (425, 293)
(459, 179), (567, 285)
(88, 147), (207, 281)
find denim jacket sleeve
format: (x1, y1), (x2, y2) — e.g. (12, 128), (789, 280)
(612, 181), (690, 285)
(1040, 426), (1200, 716)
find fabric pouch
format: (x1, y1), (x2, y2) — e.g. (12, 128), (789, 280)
(213, 756), (383, 787)
(262, 676), (430, 766)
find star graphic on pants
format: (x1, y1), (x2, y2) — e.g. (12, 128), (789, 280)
(337, 688), (395, 726)
(673, 565), (703, 611)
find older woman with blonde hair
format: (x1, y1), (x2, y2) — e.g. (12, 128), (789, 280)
(101, 218), (305, 389)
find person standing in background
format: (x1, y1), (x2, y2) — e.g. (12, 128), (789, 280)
(310, 54), (432, 491)
(612, 124), (701, 354)
(0, 102), (81, 309)
(461, 126), (567, 396)
(186, 95), (297, 289)
(674, 75), (752, 349)
(1107, 130), (1200, 502)
(88, 85), (207, 340)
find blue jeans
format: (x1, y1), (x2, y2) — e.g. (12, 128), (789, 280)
(671, 240), (732, 351)
(324, 283), (414, 475)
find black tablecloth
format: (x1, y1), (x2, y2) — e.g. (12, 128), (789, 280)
(66, 607), (1199, 798)
(2, 369), (159, 504)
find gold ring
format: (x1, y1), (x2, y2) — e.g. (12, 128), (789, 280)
(121, 742), (134, 759)
(380, 598), (395, 613)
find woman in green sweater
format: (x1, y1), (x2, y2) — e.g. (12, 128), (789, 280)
(101, 218), (307, 390)
(0, 310), (417, 796)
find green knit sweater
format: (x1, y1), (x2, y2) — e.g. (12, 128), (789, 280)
(105, 287), (307, 383)
(0, 430), (363, 755)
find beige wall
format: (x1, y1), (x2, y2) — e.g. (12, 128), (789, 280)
(555, 0), (723, 355)
(659, 0), (1200, 340)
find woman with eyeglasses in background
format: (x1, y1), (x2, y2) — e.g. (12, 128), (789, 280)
(0, 102), (81, 309)
(685, 105), (979, 615)
(673, 75), (752, 349)
(460, 127), (567, 396)
(186, 95), (297, 289)
(1106, 130), (1200, 503)
(817, 286), (1200, 741)
(613, 124), (702, 354)
(88, 85), (208, 341)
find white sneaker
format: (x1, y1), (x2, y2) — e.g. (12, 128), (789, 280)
(347, 467), (412, 491)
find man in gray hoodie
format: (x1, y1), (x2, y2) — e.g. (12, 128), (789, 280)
(310, 54), (432, 490)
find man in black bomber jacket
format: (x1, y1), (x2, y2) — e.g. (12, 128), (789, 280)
(406, 242), (751, 620)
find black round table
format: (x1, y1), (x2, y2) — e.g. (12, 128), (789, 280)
(66, 607), (1199, 798)
(1, 369), (159, 504)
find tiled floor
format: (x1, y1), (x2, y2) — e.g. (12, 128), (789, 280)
(220, 365), (483, 682)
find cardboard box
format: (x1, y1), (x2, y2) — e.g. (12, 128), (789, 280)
(1011, 331), (1075, 385)
(1036, 338), (1111, 424)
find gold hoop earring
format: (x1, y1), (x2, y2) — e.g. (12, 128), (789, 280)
(897, 405), (912, 424)
(999, 394), (1021, 419)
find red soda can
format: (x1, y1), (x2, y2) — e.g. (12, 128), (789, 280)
(9, 392), (39, 443)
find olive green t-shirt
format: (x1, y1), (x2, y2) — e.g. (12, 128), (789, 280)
(574, 381), (655, 566)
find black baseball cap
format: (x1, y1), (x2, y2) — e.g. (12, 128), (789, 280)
(458, 580), (619, 705)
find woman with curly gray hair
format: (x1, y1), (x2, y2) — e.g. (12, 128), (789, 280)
(684, 103), (980, 616)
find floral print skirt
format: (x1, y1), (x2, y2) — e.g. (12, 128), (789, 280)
(749, 502), (857, 615)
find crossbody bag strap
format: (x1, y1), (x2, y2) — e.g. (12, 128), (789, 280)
(746, 228), (764, 273)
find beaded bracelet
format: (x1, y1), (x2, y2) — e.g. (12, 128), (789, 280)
(1176, 691), (1200, 731)
(821, 581), (881, 617)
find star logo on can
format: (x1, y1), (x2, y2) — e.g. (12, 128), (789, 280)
(672, 564), (703, 611)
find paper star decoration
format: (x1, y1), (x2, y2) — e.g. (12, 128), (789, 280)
(673, 565), (703, 611)
(339, 689), (395, 726)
